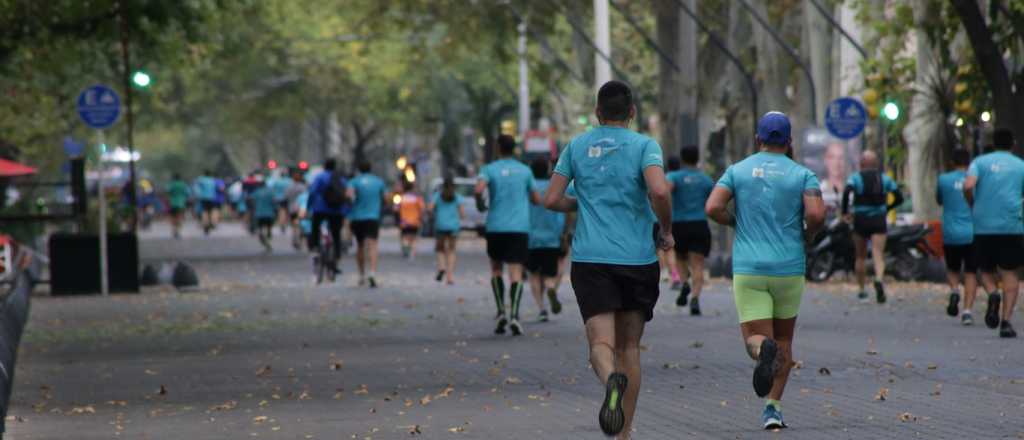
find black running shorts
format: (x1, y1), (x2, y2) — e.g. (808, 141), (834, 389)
(671, 220), (711, 257)
(486, 232), (529, 264)
(853, 213), (887, 237)
(526, 248), (561, 277)
(400, 225), (420, 236)
(349, 220), (380, 243)
(943, 244), (977, 273)
(571, 262), (660, 323)
(974, 234), (1024, 272)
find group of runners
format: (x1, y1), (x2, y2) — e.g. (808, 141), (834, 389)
(160, 80), (1022, 438)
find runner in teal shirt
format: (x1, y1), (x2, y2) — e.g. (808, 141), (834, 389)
(541, 81), (674, 438)
(706, 111), (825, 430)
(964, 129), (1024, 337)
(474, 135), (540, 337)
(429, 175), (465, 286)
(666, 144), (715, 315)
(936, 148), (978, 325)
(345, 162), (388, 288)
(526, 159), (569, 322)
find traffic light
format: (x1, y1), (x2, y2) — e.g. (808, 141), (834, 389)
(267, 159), (278, 170)
(132, 70), (151, 88)
(298, 161), (309, 170)
(882, 102), (900, 121)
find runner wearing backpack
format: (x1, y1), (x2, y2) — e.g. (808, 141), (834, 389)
(307, 158), (350, 275)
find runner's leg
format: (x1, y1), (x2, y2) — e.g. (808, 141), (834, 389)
(853, 233), (868, 293)
(613, 310), (646, 439)
(529, 270), (544, 313)
(999, 268), (1019, 322)
(508, 263), (525, 321)
(767, 317), (797, 401)
(327, 215), (343, 263)
(367, 238), (379, 275)
(584, 313), (616, 384)
(689, 253), (706, 299)
(355, 235), (366, 277)
(964, 272), (979, 311)
(491, 259), (505, 317)
(446, 236), (458, 283)
(871, 233), (887, 281)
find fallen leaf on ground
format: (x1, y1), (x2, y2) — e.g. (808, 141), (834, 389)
(690, 341), (704, 348)
(898, 412), (917, 422)
(354, 385), (369, 395)
(408, 425), (422, 435)
(158, 385), (168, 396)
(927, 363), (937, 370)
(209, 401), (237, 411)
(818, 367), (831, 376)
(253, 416), (268, 423)
(256, 365), (272, 377)
(504, 376), (522, 385)
(420, 394), (432, 406)
(69, 405), (96, 415)
(874, 388), (889, 401)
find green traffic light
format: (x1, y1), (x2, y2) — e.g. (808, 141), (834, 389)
(132, 71), (151, 87)
(882, 102), (899, 121)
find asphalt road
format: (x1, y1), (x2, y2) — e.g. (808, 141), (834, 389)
(7, 221), (1024, 439)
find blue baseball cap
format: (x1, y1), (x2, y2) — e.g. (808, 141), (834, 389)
(757, 111), (791, 145)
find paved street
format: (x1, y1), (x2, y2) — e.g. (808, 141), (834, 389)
(7, 220), (1024, 439)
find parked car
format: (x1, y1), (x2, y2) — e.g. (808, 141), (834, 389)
(421, 176), (486, 236)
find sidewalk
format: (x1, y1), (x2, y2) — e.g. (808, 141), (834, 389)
(6, 221), (1024, 439)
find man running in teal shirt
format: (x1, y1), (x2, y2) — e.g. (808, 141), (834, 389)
(526, 158), (567, 322)
(475, 134), (540, 337)
(544, 81), (673, 438)
(346, 161), (388, 288)
(166, 173), (191, 239)
(936, 148), (977, 325)
(841, 150), (902, 303)
(667, 144), (714, 315)
(964, 128), (1023, 338)
(706, 112), (825, 430)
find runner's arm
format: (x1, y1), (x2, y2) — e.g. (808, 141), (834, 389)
(474, 179), (488, 212)
(643, 165), (672, 232)
(803, 188), (826, 239)
(963, 175), (977, 206)
(542, 173), (577, 212)
(840, 185), (854, 215)
(529, 190), (541, 205)
(705, 186), (735, 227)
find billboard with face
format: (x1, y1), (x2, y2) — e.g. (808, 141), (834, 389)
(801, 127), (862, 217)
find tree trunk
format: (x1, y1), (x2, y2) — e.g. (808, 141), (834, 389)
(804, 0), (832, 124)
(903, 0), (945, 222)
(654, 0), (697, 157)
(951, 0), (1024, 149)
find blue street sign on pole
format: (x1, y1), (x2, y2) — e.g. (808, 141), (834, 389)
(77, 85), (121, 129)
(824, 97), (867, 140)
(63, 136), (85, 157)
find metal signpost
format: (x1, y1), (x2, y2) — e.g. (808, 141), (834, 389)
(77, 85), (121, 296)
(824, 97), (868, 140)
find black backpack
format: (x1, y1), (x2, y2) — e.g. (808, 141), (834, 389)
(855, 170), (886, 206)
(323, 172), (347, 208)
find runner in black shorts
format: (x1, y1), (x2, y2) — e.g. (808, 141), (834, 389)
(526, 158), (569, 322)
(666, 144), (714, 315)
(841, 150), (902, 304)
(964, 129), (1023, 338)
(475, 135), (540, 336)
(542, 81), (674, 437)
(936, 148), (979, 325)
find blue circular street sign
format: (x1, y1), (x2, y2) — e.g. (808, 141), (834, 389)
(77, 85), (121, 129)
(824, 97), (867, 140)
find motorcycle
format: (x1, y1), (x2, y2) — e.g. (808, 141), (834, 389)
(805, 218), (933, 282)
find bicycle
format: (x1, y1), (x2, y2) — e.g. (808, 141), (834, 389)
(313, 224), (338, 285)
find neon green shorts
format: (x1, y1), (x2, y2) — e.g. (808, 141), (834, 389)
(732, 274), (805, 323)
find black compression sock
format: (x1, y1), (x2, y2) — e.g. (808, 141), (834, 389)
(510, 282), (523, 320)
(491, 276), (505, 316)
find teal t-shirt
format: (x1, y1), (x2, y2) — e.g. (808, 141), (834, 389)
(167, 180), (190, 209)
(194, 176), (216, 201)
(846, 171), (898, 216)
(668, 167), (713, 222)
(968, 151), (1024, 235)
(269, 176), (292, 202)
(348, 173), (386, 221)
(529, 179), (566, 249)
(431, 192), (463, 233)
(296, 192), (311, 234)
(717, 152), (819, 276)
(480, 158), (536, 233)
(936, 170), (973, 245)
(250, 185), (276, 220)
(554, 125), (664, 265)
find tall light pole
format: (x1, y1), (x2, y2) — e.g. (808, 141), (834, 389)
(517, 19), (530, 139)
(594, 0), (612, 89)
